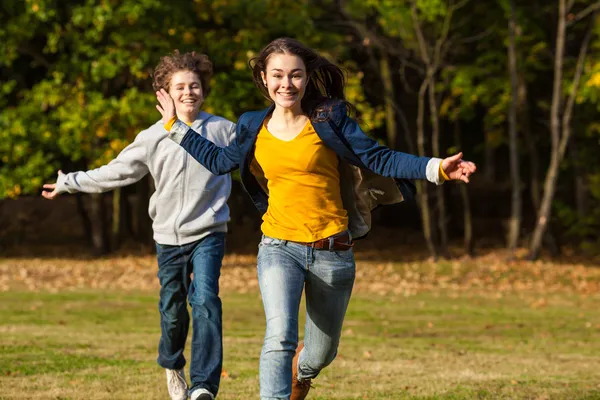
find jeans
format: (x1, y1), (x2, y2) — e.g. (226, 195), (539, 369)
(257, 234), (356, 400)
(155, 232), (225, 396)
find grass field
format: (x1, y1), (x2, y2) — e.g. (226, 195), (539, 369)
(1, 284), (600, 399)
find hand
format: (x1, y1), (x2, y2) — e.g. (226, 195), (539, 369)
(441, 152), (477, 183)
(42, 170), (64, 200)
(156, 89), (177, 122)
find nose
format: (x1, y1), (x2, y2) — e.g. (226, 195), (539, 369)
(282, 76), (293, 88)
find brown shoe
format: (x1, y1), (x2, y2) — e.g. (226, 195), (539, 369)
(291, 342), (311, 400)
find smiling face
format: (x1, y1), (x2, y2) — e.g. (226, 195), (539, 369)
(261, 53), (308, 112)
(168, 70), (204, 122)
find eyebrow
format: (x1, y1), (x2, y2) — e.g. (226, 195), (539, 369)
(269, 68), (304, 73)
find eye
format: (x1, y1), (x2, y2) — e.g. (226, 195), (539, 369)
(273, 74), (282, 78)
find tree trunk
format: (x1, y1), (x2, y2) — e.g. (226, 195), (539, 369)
(569, 141), (588, 218)
(89, 193), (108, 256)
(506, 0), (522, 255)
(427, 72), (449, 253)
(454, 120), (474, 256)
(76, 192), (93, 244)
(417, 79), (438, 259)
(518, 76), (541, 210)
(111, 187), (125, 251)
(483, 132), (496, 182)
(380, 54), (398, 150)
(529, 1), (593, 259)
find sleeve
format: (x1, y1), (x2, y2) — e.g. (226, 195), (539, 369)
(337, 113), (444, 185)
(55, 133), (150, 194)
(168, 119), (242, 175)
(227, 122), (237, 145)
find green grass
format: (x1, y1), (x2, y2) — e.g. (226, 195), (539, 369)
(1, 290), (599, 399)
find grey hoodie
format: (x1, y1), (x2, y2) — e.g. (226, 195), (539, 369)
(56, 112), (236, 246)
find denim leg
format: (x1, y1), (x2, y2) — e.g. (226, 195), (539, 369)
(188, 232), (225, 396)
(298, 247), (355, 381)
(257, 237), (306, 400)
(156, 243), (192, 370)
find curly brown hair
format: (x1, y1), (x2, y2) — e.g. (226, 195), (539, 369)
(152, 50), (213, 97)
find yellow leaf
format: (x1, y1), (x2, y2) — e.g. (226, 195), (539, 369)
(586, 72), (600, 88)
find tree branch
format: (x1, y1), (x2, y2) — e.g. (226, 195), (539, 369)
(567, 1), (600, 26)
(457, 27), (495, 44)
(331, 4), (424, 74)
(560, 12), (595, 158)
(411, 1), (432, 66)
(17, 44), (51, 69)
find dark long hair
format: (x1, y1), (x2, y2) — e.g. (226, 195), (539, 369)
(250, 38), (356, 120)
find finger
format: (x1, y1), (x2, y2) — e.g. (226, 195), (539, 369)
(448, 152), (463, 162)
(42, 191), (55, 200)
(58, 169), (63, 175)
(156, 104), (164, 114)
(457, 161), (476, 173)
(42, 184), (56, 189)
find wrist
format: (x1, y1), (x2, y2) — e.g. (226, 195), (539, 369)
(164, 115), (177, 131)
(439, 164), (450, 181)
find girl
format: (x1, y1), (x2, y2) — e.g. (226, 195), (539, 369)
(156, 38), (476, 400)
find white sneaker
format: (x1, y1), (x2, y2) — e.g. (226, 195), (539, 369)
(190, 388), (215, 400)
(165, 368), (188, 400)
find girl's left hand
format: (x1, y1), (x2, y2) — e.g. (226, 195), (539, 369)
(156, 89), (177, 122)
(441, 152), (477, 183)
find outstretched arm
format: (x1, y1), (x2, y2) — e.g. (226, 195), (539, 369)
(156, 89), (241, 175)
(41, 134), (151, 200)
(337, 114), (475, 183)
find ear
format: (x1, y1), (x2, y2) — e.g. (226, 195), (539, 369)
(260, 71), (267, 87)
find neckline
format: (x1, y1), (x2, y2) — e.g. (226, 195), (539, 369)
(263, 119), (310, 143)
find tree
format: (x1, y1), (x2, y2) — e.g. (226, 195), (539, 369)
(506, 0), (522, 255)
(529, 0), (597, 259)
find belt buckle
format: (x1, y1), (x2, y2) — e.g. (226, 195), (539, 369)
(328, 236), (335, 250)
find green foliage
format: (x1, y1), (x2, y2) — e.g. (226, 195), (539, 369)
(0, 0), (372, 198)
(2, 0), (600, 250)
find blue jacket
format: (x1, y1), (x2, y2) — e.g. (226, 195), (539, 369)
(169, 102), (443, 239)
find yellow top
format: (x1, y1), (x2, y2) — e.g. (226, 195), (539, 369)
(254, 121), (348, 242)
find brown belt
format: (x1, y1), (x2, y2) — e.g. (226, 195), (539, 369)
(291, 232), (353, 251)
